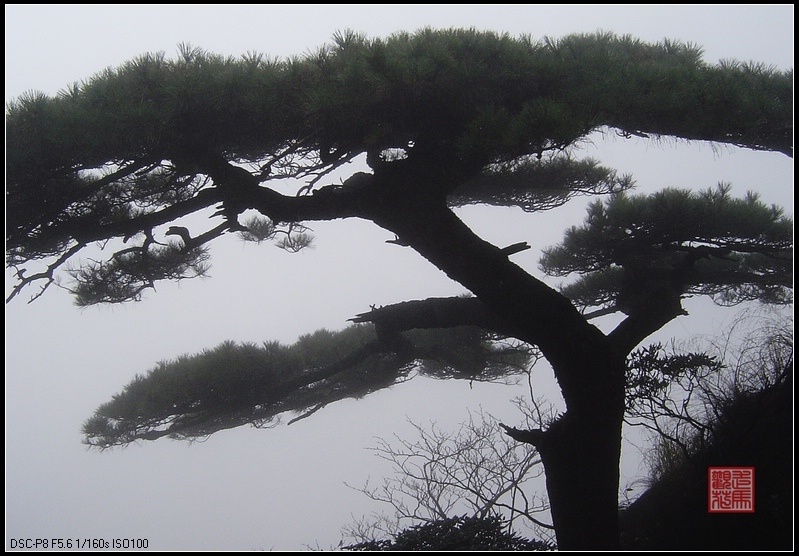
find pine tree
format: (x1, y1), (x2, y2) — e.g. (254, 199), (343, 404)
(6, 30), (792, 548)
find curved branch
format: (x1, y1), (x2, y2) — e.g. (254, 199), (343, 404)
(166, 221), (231, 251)
(608, 303), (688, 356)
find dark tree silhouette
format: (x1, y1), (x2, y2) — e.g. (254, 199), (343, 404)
(5, 29), (792, 548)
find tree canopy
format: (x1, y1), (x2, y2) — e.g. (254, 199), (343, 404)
(6, 30), (792, 306)
(542, 184), (792, 322)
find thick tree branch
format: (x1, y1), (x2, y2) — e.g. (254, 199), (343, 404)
(72, 188), (224, 246)
(367, 194), (623, 413)
(349, 296), (524, 339)
(193, 152), (375, 223)
(608, 304), (689, 357)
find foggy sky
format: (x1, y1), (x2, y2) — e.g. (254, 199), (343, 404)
(5, 5), (793, 550)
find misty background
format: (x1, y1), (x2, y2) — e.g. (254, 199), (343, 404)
(5, 5), (793, 550)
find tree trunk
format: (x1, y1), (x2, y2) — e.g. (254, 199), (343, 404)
(363, 174), (632, 548)
(537, 407), (624, 549)
(538, 348), (627, 550)
(503, 353), (626, 550)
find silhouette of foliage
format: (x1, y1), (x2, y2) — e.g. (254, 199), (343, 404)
(344, 515), (554, 551)
(6, 31), (792, 304)
(620, 312), (793, 549)
(542, 185), (793, 318)
(82, 324), (533, 448)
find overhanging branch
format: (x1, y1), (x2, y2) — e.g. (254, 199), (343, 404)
(350, 296), (524, 339)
